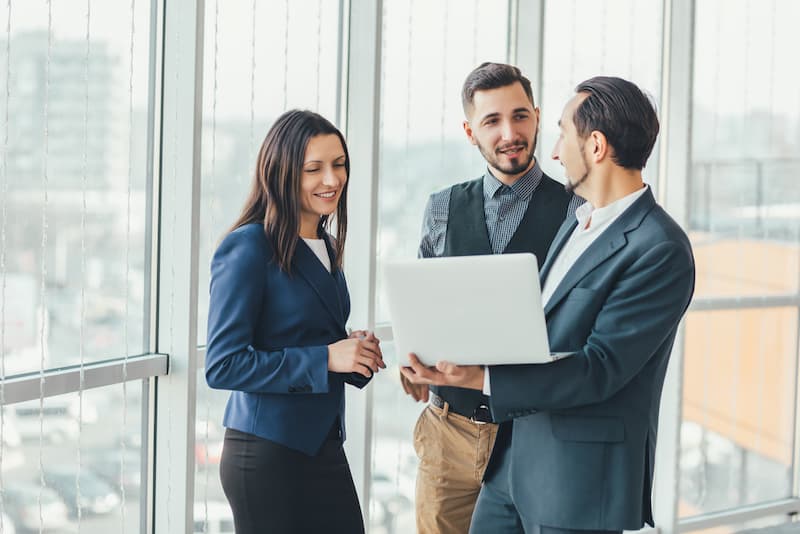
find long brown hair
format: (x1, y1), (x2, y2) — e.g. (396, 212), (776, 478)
(229, 110), (349, 272)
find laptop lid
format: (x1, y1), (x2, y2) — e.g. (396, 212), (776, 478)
(382, 253), (551, 367)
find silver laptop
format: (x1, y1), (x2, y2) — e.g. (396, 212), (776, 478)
(382, 253), (551, 367)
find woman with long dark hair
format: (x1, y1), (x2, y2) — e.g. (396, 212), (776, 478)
(206, 110), (384, 533)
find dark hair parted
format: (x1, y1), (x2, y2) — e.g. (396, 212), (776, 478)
(573, 76), (660, 170)
(229, 109), (349, 273)
(461, 62), (535, 115)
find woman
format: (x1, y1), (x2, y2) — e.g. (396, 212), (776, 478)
(206, 110), (384, 533)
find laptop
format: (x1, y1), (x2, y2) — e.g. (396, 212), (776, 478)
(382, 253), (551, 367)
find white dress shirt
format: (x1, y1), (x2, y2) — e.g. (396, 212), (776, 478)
(483, 185), (650, 395)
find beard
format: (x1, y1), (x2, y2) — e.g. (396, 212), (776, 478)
(564, 143), (592, 194)
(477, 131), (539, 177)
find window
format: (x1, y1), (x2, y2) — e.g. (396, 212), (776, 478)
(679, 0), (800, 518)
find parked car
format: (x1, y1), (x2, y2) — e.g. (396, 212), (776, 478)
(11, 397), (97, 444)
(88, 448), (142, 497)
(3, 483), (71, 532)
(44, 467), (120, 517)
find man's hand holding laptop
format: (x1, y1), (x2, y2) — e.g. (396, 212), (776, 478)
(401, 354), (484, 391)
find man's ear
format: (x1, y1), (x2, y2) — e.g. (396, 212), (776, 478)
(590, 130), (609, 163)
(463, 120), (477, 146)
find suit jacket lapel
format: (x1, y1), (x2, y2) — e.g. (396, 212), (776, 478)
(323, 235), (350, 322)
(293, 238), (345, 325)
(539, 217), (578, 283)
(543, 189), (656, 315)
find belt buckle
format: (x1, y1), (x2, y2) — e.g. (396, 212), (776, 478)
(470, 404), (492, 425)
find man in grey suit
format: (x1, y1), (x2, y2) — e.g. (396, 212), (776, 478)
(402, 76), (696, 534)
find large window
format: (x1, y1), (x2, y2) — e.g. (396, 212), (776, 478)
(0, 1), (152, 374)
(1, 1), (155, 532)
(679, 0), (800, 521)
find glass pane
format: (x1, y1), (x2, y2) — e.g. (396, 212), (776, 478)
(681, 514), (792, 534)
(0, 0), (153, 374)
(193, 365), (234, 534)
(680, 308), (796, 515)
(688, 0), (800, 299)
(680, 0), (800, 519)
(1, 384), (143, 533)
(368, 341), (424, 534)
(374, 0), (510, 322)
(196, 0), (342, 344)
(540, 0), (664, 187)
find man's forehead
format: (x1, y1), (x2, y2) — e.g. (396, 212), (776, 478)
(560, 92), (589, 125)
(471, 83), (532, 112)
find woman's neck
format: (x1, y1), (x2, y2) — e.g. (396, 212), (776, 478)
(299, 216), (320, 239)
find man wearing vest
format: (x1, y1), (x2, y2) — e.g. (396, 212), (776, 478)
(402, 77), (696, 534)
(401, 62), (581, 534)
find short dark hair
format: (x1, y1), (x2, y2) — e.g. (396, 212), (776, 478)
(461, 62), (534, 115)
(573, 76), (659, 170)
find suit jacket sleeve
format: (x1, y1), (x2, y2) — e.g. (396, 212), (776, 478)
(205, 230), (330, 395)
(488, 239), (695, 421)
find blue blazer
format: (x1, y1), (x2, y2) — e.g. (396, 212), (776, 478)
(205, 223), (369, 456)
(485, 188), (695, 530)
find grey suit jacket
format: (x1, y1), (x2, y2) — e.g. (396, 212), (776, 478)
(486, 188), (695, 530)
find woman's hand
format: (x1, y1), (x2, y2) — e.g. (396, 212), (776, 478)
(328, 332), (385, 378)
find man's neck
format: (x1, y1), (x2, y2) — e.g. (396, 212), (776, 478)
(585, 169), (643, 209)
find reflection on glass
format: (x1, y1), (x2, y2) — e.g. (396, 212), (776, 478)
(681, 308), (795, 515)
(0, 385), (142, 533)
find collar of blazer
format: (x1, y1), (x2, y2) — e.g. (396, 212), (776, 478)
(292, 235), (347, 326)
(541, 187), (657, 315)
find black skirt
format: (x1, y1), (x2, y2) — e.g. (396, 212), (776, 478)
(219, 425), (365, 534)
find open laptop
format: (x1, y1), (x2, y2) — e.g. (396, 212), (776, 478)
(382, 253), (551, 367)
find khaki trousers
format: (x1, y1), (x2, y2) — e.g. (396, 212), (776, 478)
(413, 401), (498, 534)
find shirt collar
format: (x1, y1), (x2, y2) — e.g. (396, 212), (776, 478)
(482, 160), (543, 201)
(575, 184), (649, 230)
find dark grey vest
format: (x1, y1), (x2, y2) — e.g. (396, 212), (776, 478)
(431, 173), (572, 417)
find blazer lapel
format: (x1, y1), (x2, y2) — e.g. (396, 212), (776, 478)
(293, 239), (345, 325)
(539, 217), (578, 283)
(323, 235), (350, 322)
(543, 189), (656, 315)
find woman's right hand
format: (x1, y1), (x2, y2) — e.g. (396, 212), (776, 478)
(328, 337), (385, 378)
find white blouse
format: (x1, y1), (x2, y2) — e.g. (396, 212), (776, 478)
(302, 237), (332, 273)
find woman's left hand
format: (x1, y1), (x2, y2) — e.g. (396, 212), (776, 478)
(348, 330), (384, 368)
(349, 330), (378, 343)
